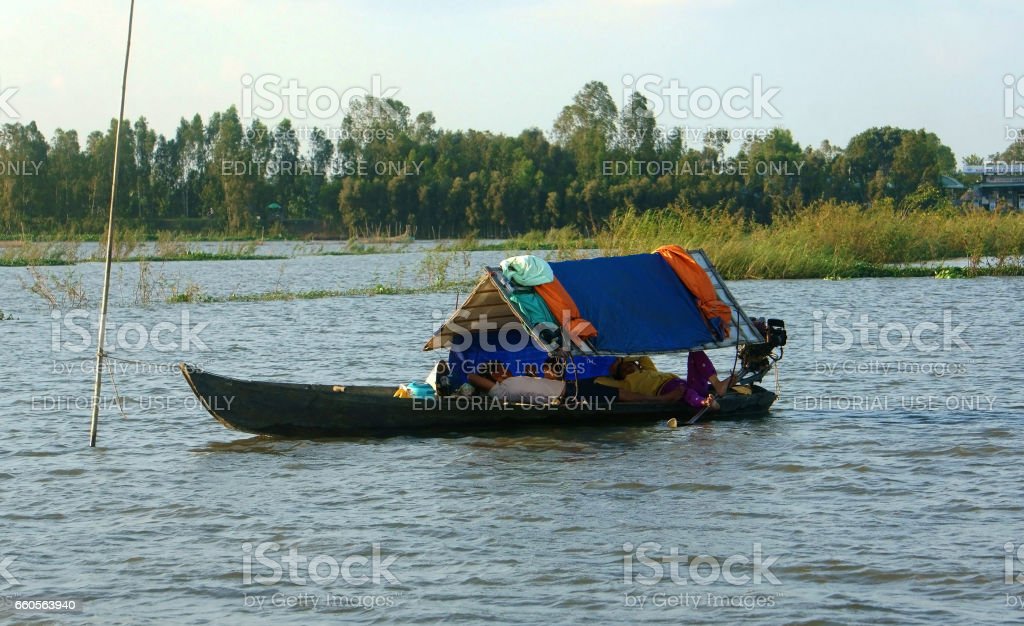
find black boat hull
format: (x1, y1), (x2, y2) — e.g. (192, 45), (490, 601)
(180, 363), (777, 438)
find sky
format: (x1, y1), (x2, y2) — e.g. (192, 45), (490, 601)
(0, 0), (1021, 161)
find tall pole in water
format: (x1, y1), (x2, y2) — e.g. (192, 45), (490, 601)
(90, 0), (136, 447)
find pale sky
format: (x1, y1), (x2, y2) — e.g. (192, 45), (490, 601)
(0, 0), (1021, 161)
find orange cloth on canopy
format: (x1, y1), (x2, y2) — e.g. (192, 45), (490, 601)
(655, 245), (731, 339)
(534, 278), (598, 343)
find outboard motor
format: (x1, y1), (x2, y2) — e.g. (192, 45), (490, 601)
(737, 317), (786, 384)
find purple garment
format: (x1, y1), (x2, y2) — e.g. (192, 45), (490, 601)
(673, 351), (717, 408)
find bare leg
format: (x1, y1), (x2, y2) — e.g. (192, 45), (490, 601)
(708, 373), (737, 396)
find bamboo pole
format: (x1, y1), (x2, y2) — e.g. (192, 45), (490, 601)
(90, 0), (136, 447)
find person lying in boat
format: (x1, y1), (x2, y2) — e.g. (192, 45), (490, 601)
(468, 359), (675, 405)
(541, 356), (683, 405)
(597, 351), (735, 410)
(468, 361), (564, 404)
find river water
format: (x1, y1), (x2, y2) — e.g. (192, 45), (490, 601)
(1, 243), (1022, 624)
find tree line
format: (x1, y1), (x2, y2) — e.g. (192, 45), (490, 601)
(0, 80), (1010, 237)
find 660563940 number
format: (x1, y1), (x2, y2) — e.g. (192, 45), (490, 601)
(12, 598), (81, 612)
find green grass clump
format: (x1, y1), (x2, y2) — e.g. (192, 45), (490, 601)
(934, 266), (967, 279)
(595, 200), (1024, 279)
(505, 227), (596, 260)
(429, 227), (597, 257)
(316, 239), (397, 256)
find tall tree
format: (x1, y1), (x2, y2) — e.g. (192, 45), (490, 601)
(176, 114), (207, 218)
(618, 92), (656, 160)
(208, 106), (254, 229)
(151, 134), (179, 217)
(890, 130), (955, 201)
(132, 117), (157, 220)
(552, 81), (618, 177)
(48, 128), (84, 222)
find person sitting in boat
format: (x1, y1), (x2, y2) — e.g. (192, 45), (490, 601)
(598, 351), (734, 410)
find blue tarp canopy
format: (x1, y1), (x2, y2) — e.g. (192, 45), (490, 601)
(423, 249), (763, 356)
(550, 254), (714, 354)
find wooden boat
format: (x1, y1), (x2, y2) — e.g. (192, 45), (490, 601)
(179, 363), (777, 437)
(181, 248), (786, 438)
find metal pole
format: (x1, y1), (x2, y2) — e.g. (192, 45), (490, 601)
(90, 0), (136, 447)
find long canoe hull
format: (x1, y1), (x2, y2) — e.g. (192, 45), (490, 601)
(180, 363), (778, 438)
